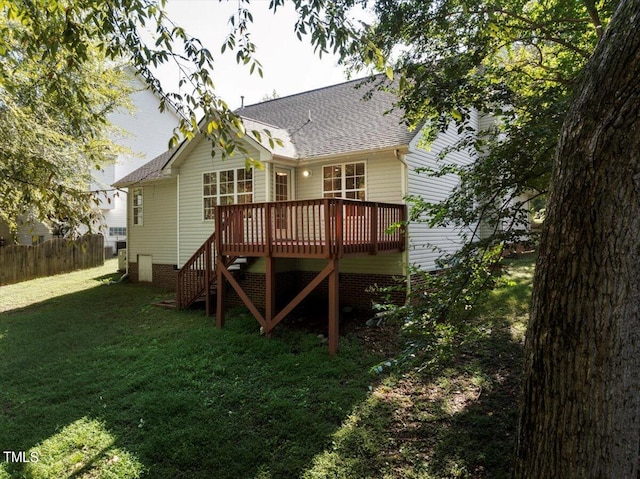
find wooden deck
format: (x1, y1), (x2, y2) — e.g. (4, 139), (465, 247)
(177, 198), (406, 354)
(215, 199), (405, 258)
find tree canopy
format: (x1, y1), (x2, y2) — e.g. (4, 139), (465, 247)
(0, 13), (131, 233)
(340, 0), (618, 324)
(0, 0), (375, 234)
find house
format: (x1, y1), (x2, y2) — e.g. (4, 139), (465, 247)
(114, 77), (484, 353)
(91, 72), (181, 255)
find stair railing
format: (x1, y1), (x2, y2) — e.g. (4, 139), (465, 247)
(176, 232), (216, 309)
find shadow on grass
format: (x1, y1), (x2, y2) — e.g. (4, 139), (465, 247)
(0, 281), (379, 479)
(301, 258), (534, 478)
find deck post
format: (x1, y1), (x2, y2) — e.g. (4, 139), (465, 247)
(336, 199), (343, 258)
(265, 255), (275, 335)
(204, 240), (212, 316)
(328, 257), (340, 355)
(216, 256), (225, 329)
(214, 206), (225, 329)
(370, 202), (379, 254)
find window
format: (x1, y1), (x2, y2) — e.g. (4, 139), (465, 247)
(132, 188), (143, 225)
(203, 168), (253, 219)
(109, 227), (127, 237)
(237, 168), (253, 204)
(203, 172), (217, 220)
(323, 162), (366, 200)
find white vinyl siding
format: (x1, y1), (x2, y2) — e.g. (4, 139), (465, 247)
(127, 180), (177, 265)
(245, 254), (405, 275)
(297, 152), (403, 204)
(405, 115), (478, 271)
(100, 74), (181, 251)
(296, 254), (404, 275)
(178, 136), (266, 266)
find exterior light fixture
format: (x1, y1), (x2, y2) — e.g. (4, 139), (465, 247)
(302, 169), (312, 177)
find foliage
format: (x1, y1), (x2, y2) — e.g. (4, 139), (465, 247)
(0, 0), (385, 232)
(372, 244), (505, 369)
(336, 0), (618, 327)
(0, 13), (131, 234)
(304, 257), (535, 478)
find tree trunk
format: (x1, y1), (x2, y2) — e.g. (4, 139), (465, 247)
(514, 1), (640, 477)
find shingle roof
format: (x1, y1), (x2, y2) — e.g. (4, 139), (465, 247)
(113, 148), (177, 187)
(241, 117), (297, 158)
(113, 76), (414, 187)
(240, 76), (413, 158)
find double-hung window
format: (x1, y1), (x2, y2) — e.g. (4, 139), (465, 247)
(109, 227), (127, 237)
(132, 188), (143, 225)
(322, 162), (366, 200)
(203, 168), (253, 220)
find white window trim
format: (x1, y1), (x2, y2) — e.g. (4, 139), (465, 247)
(109, 227), (127, 237)
(202, 168), (254, 221)
(322, 161), (367, 200)
(132, 188), (143, 226)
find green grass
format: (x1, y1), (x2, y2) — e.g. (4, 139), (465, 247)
(0, 257), (536, 478)
(300, 256), (536, 479)
(0, 260), (383, 478)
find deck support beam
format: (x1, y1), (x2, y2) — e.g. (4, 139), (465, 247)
(218, 257), (267, 330)
(328, 258), (340, 355)
(215, 256), (225, 328)
(265, 256), (275, 337)
(216, 255), (341, 354)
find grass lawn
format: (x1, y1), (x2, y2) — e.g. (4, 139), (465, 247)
(0, 256), (535, 478)
(0, 260), (386, 478)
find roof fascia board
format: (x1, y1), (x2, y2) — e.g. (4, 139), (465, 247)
(300, 145), (409, 164)
(162, 127), (274, 174)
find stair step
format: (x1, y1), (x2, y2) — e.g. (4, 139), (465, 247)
(153, 299), (177, 310)
(233, 257), (248, 264)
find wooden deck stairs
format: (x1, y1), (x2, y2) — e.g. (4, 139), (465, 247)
(176, 232), (251, 313)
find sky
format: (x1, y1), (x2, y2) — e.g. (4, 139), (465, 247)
(159, 0), (356, 109)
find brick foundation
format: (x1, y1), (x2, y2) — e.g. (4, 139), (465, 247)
(128, 262), (177, 291)
(152, 264), (178, 290)
(129, 261), (407, 312)
(297, 271), (406, 310)
(226, 270), (406, 312)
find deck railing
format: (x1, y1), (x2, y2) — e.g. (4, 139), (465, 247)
(176, 232), (216, 309)
(215, 198), (405, 258)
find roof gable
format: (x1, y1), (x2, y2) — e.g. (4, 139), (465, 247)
(113, 147), (177, 187)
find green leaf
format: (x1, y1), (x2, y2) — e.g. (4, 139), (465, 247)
(385, 65), (394, 80)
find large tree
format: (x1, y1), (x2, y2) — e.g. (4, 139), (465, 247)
(514, 0), (640, 475)
(340, 0), (618, 323)
(0, 16), (131, 234)
(0, 0), (372, 233)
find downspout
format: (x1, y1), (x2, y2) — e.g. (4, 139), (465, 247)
(176, 173), (180, 267)
(395, 148), (411, 303)
(110, 188), (129, 284)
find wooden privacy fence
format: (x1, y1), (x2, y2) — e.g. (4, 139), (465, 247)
(0, 234), (105, 286)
